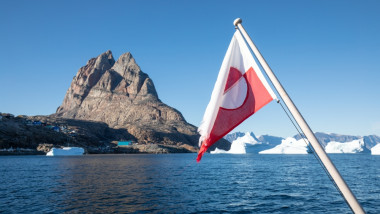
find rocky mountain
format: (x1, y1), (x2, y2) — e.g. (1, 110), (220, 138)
(224, 132), (249, 143)
(294, 132), (361, 147)
(362, 135), (380, 150)
(257, 134), (284, 147)
(54, 50), (230, 151)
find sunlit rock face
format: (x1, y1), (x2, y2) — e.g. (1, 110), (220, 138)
(54, 51), (230, 150)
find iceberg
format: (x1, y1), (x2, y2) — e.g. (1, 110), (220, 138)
(211, 132), (260, 154)
(46, 147), (84, 156)
(325, 139), (364, 153)
(259, 137), (310, 154)
(371, 143), (380, 155)
(211, 140), (246, 154)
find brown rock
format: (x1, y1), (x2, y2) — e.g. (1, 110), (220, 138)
(54, 50), (230, 150)
(37, 144), (54, 153)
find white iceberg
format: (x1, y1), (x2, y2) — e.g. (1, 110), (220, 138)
(371, 143), (380, 155)
(46, 147), (84, 156)
(211, 132), (260, 154)
(211, 141), (246, 154)
(259, 137), (310, 154)
(325, 139), (364, 153)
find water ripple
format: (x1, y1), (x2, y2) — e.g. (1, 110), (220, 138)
(0, 154), (378, 213)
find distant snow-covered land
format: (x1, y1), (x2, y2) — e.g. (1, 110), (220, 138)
(213, 132), (380, 155)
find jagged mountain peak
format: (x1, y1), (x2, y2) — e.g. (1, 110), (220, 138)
(54, 50), (188, 141)
(53, 50), (230, 150)
(95, 50), (115, 68)
(56, 50), (160, 117)
(83, 50), (115, 72)
(112, 52), (142, 77)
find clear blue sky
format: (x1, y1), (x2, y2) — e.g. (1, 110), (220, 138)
(1, 0), (380, 138)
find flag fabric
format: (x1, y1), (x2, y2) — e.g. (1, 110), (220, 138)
(197, 30), (277, 162)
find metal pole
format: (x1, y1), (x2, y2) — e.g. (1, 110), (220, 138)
(233, 18), (365, 214)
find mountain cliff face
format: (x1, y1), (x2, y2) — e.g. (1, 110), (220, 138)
(54, 50), (230, 150)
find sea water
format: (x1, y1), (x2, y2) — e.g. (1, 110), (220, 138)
(0, 154), (379, 213)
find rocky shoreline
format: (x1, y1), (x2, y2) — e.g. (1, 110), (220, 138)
(0, 114), (200, 155)
(0, 144), (197, 156)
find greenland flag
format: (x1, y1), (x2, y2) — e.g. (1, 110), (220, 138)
(197, 30), (277, 162)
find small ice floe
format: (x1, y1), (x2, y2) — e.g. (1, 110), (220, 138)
(46, 147), (84, 156)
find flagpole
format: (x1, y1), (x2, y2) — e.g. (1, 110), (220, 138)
(233, 18), (364, 214)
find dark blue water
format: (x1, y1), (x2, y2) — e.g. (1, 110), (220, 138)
(0, 154), (379, 213)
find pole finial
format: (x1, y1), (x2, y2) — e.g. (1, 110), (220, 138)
(233, 18), (242, 26)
